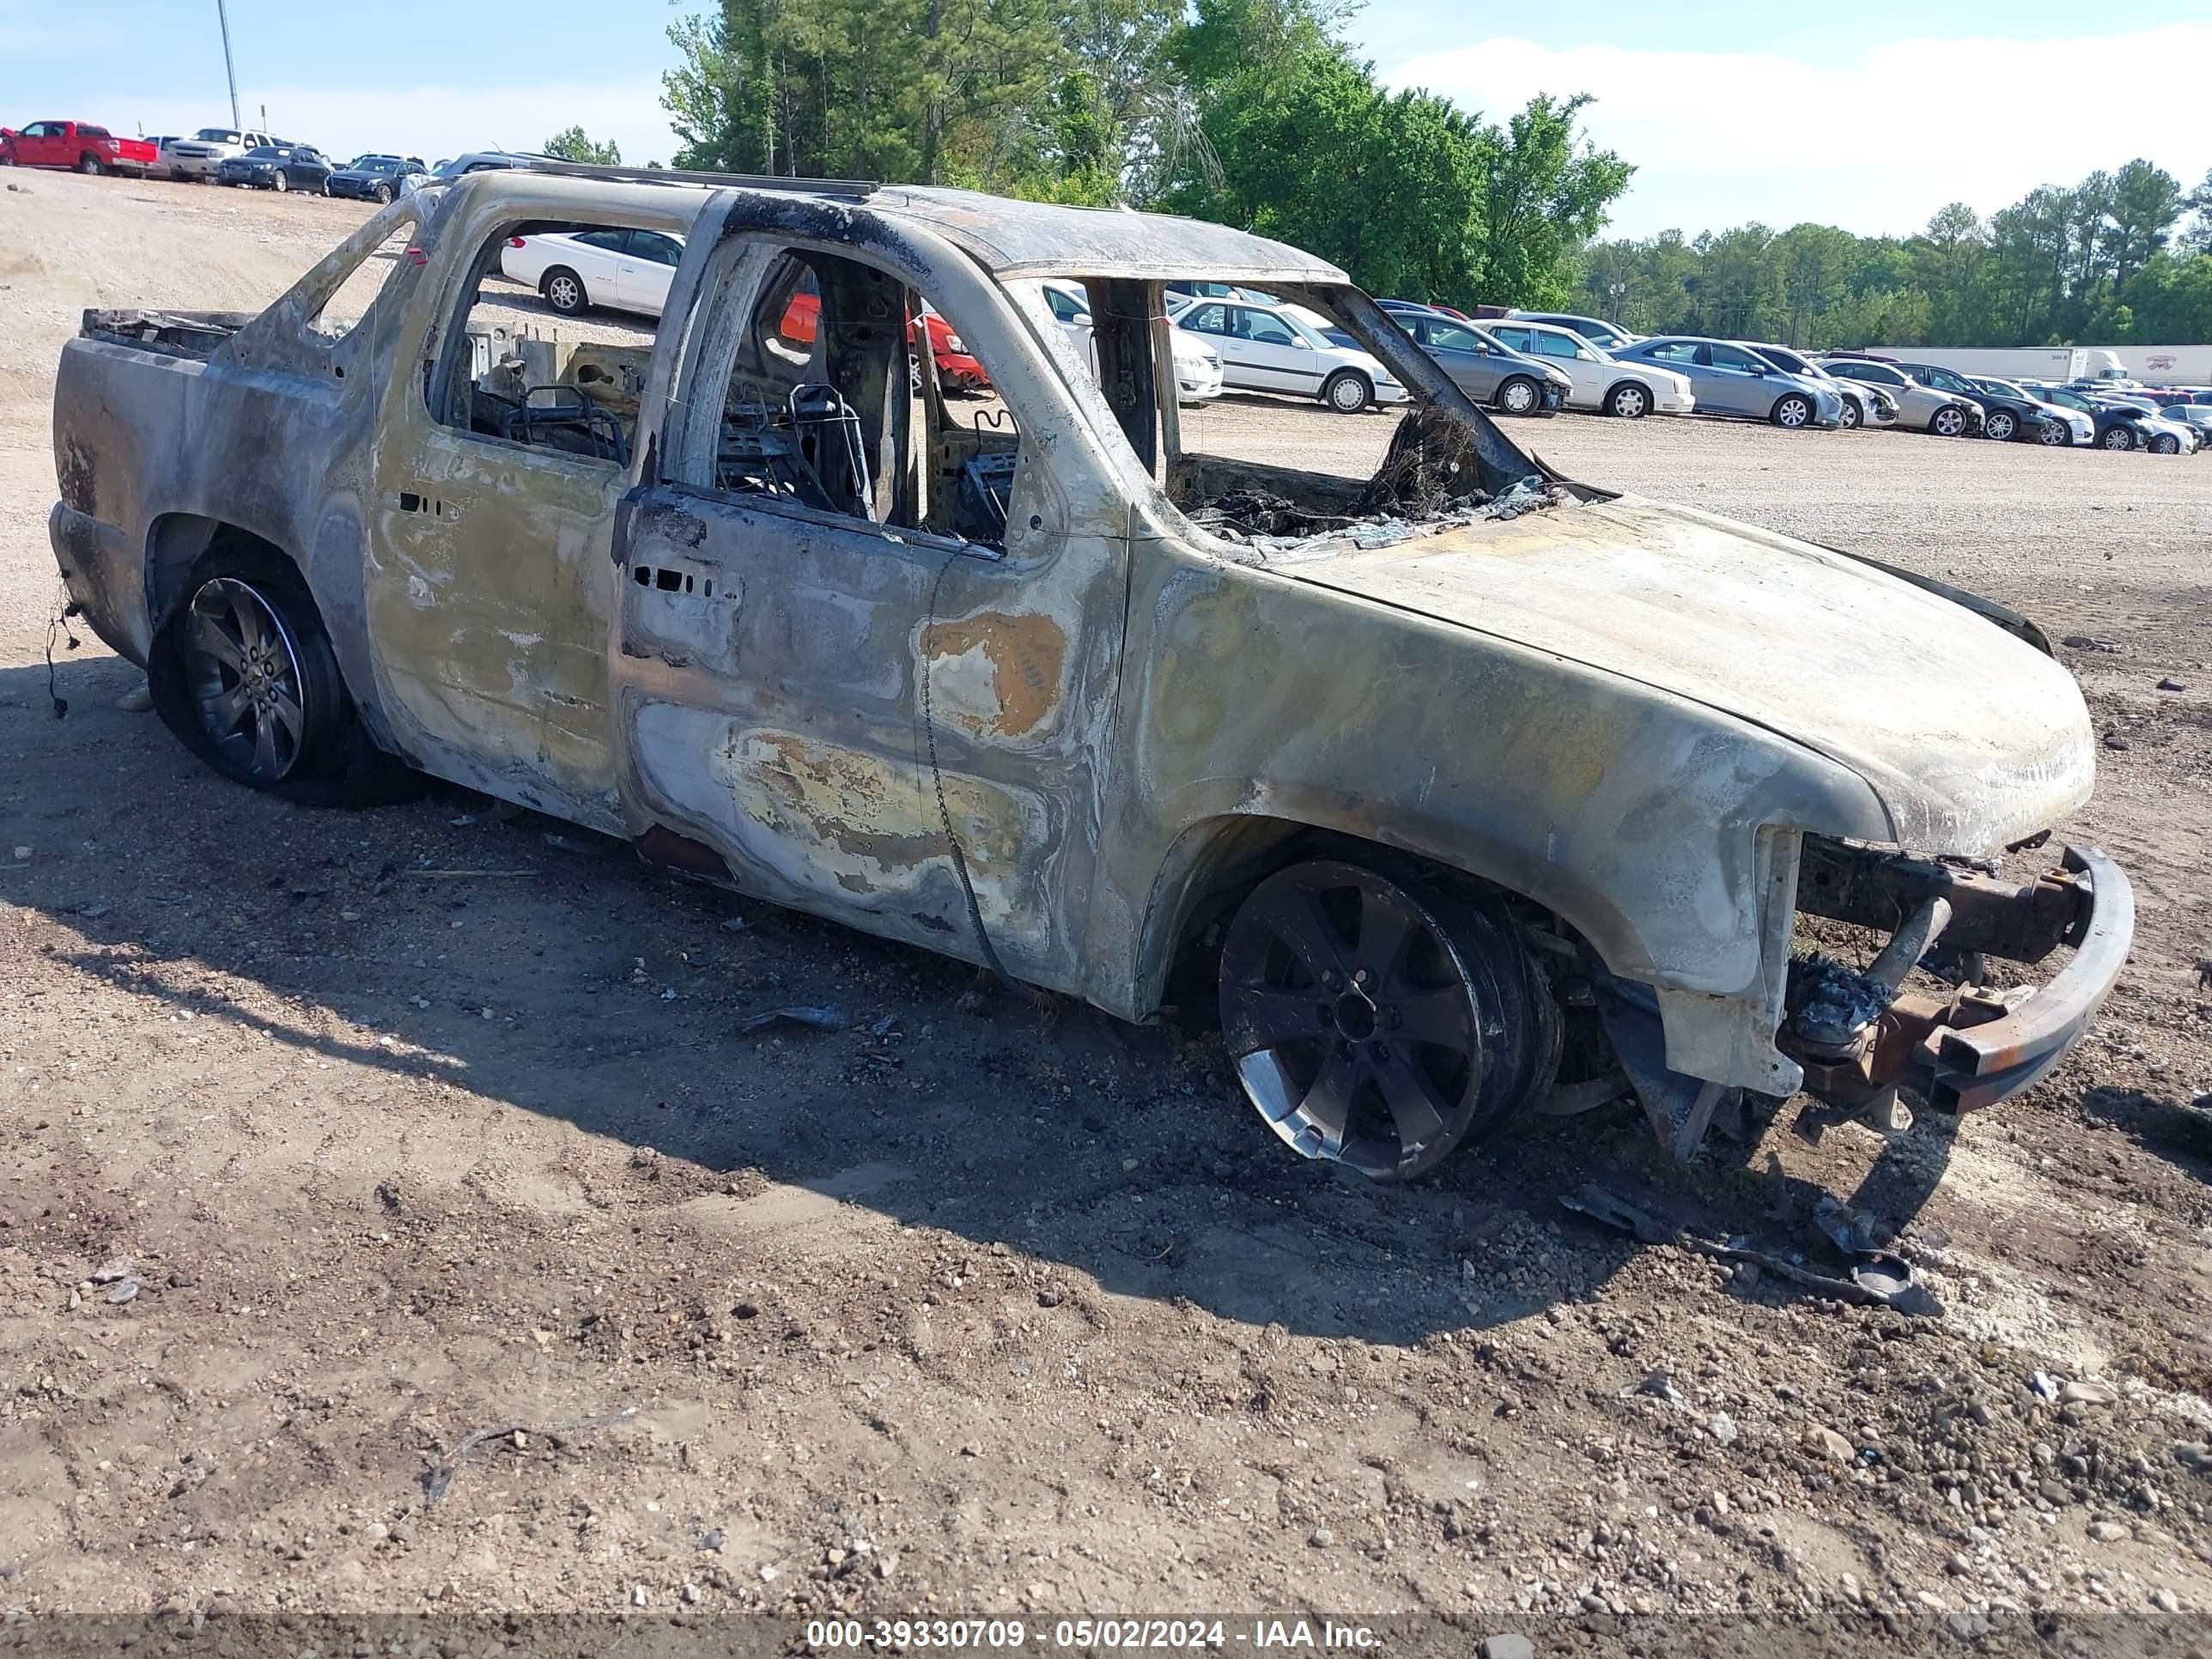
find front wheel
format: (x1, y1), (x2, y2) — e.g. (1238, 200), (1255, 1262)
(1930, 404), (1970, 436)
(1218, 858), (1559, 1182)
(1496, 374), (1541, 416)
(1322, 369), (1372, 414)
(1604, 382), (1650, 419)
(543, 266), (587, 315)
(1770, 392), (1814, 428)
(2100, 425), (2135, 451)
(2151, 433), (2181, 455)
(1837, 396), (1863, 429)
(1984, 409), (2018, 441)
(270, 169), (287, 193)
(2036, 417), (2070, 446)
(372, 183), (393, 204)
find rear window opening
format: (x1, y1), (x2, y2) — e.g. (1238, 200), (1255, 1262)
(433, 220), (676, 468)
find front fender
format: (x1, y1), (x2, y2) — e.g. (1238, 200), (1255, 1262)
(1099, 546), (1890, 1020)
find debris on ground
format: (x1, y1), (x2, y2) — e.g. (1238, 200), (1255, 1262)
(738, 1003), (850, 1035)
(422, 1406), (637, 1507)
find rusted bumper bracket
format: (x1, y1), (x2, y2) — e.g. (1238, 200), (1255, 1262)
(1789, 845), (2132, 1116)
(1920, 846), (2132, 1110)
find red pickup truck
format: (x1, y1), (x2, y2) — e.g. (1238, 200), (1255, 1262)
(0, 121), (157, 175)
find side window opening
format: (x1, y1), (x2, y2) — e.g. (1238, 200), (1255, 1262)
(686, 245), (1023, 550)
(430, 219), (672, 467)
(307, 207), (422, 344)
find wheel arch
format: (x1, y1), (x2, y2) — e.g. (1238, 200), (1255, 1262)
(1602, 377), (1651, 410)
(1127, 804), (1645, 1020)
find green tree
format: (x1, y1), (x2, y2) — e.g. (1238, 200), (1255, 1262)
(1466, 93), (1633, 307)
(2100, 158), (2185, 294)
(542, 125), (623, 165)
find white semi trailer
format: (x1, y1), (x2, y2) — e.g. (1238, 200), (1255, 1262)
(1869, 344), (2212, 386)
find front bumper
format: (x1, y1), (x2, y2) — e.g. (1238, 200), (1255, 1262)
(1176, 362), (1224, 402)
(169, 154), (229, 179)
(1786, 843), (2133, 1115)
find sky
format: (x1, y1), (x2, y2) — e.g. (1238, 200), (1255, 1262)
(5, 1), (2208, 242)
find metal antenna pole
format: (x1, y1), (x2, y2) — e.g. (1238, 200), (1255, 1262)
(216, 0), (240, 129)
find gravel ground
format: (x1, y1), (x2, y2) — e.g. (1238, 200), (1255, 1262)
(3, 172), (2212, 1650)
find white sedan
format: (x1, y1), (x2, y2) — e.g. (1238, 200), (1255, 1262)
(1485, 318), (1695, 417)
(1167, 294), (1407, 413)
(500, 228), (686, 319)
(1030, 280), (1222, 402)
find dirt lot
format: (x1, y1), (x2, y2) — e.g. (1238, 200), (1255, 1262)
(3, 172), (2212, 1646)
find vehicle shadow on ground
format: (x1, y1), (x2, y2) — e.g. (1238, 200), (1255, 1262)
(3, 654), (1979, 1342)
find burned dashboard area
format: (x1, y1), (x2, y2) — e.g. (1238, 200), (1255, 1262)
(1062, 278), (1575, 559)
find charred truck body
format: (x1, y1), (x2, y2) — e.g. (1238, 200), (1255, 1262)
(49, 165), (2131, 1181)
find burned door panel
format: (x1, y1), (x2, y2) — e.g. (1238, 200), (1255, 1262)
(611, 483), (1121, 990)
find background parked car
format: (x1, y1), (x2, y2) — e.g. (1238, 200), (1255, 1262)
(1506, 310), (1640, 351)
(1486, 318), (1693, 416)
(217, 144), (334, 193)
(1170, 295), (1407, 413)
(1384, 311), (1569, 416)
(1816, 356), (1984, 436)
(2164, 398), (2212, 440)
(1615, 336), (1843, 428)
(1968, 377), (2094, 446)
(0, 121), (156, 175)
(501, 227), (686, 318)
(163, 126), (278, 182)
(2018, 382), (2161, 451)
(1034, 280), (1223, 403)
(2080, 389), (2204, 450)
(326, 154), (427, 204)
(1741, 342), (1894, 428)
(1891, 362), (2061, 444)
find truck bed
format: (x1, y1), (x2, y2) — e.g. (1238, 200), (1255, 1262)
(80, 308), (255, 360)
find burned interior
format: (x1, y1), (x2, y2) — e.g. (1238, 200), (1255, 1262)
(1055, 278), (1571, 555)
(696, 249), (1021, 547)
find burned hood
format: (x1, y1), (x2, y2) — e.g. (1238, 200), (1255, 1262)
(1275, 495), (2094, 854)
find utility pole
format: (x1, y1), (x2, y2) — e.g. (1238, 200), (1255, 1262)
(216, 0), (240, 129)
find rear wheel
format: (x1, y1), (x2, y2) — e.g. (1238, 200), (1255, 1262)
(1930, 404), (1969, 437)
(1604, 382), (1650, 419)
(77, 153), (104, 175)
(1496, 375), (1541, 416)
(1984, 409), (2018, 441)
(1218, 858), (1559, 1182)
(148, 544), (415, 805)
(1770, 392), (1814, 428)
(2100, 424), (2135, 451)
(544, 266), (587, 315)
(1322, 369), (1372, 414)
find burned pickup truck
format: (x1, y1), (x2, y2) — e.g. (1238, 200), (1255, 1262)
(50, 163), (2131, 1181)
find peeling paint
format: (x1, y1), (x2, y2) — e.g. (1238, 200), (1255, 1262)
(918, 611), (1068, 738)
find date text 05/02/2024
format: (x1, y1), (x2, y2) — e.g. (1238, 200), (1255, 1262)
(804, 1619), (1385, 1649)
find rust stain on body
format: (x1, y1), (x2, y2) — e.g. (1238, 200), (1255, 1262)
(920, 611), (1066, 738)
